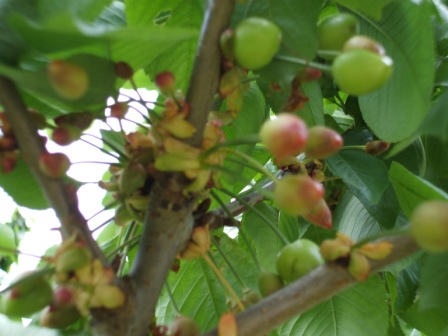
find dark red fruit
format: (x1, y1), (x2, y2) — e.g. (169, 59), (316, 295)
(365, 141), (390, 156)
(110, 102), (129, 119)
(52, 124), (82, 146)
(155, 72), (176, 95)
(38, 152), (71, 178)
(114, 61), (134, 79)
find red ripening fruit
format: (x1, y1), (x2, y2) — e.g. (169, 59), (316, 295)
(305, 126), (343, 159)
(38, 152), (71, 178)
(54, 111), (94, 131)
(114, 61), (134, 79)
(410, 200), (448, 252)
(365, 140), (390, 156)
(47, 60), (89, 100)
(259, 114), (308, 158)
(155, 71), (176, 95)
(51, 124), (82, 146)
(303, 199), (332, 229)
(274, 174), (324, 216)
(109, 102), (129, 119)
(52, 286), (75, 308)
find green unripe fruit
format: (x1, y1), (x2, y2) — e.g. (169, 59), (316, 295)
(56, 247), (91, 273)
(276, 239), (324, 282)
(234, 17), (282, 70)
(318, 13), (359, 60)
(258, 271), (284, 297)
(40, 306), (81, 329)
(332, 50), (393, 95)
(410, 200), (448, 252)
(1, 272), (53, 317)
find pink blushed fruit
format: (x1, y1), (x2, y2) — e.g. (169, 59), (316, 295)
(260, 114), (308, 158)
(155, 71), (176, 95)
(305, 126), (343, 159)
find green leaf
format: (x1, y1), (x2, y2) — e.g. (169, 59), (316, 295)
(0, 224), (17, 257)
(0, 159), (48, 210)
(0, 0), (37, 65)
(357, 1), (435, 142)
(156, 258), (228, 332)
(0, 54), (116, 112)
(399, 303), (448, 336)
(37, 0), (113, 22)
(326, 149), (389, 205)
(241, 203), (283, 273)
(395, 260), (420, 312)
(419, 252), (448, 310)
(336, 0), (392, 20)
(388, 162), (448, 217)
(277, 275), (388, 336)
(221, 83), (268, 193)
(418, 89), (448, 141)
(126, 0), (204, 92)
(11, 14), (198, 72)
(333, 191), (381, 240)
(298, 82), (325, 127)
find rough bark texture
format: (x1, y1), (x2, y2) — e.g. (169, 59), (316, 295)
(0, 76), (106, 264)
(203, 235), (420, 336)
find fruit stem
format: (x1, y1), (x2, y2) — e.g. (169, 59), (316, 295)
(105, 235), (141, 260)
(203, 253), (245, 312)
(211, 235), (247, 288)
(210, 190), (261, 271)
(0, 246), (45, 260)
(219, 187), (290, 246)
(118, 221), (139, 275)
(90, 216), (114, 233)
(341, 145), (366, 151)
(86, 199), (120, 222)
(222, 148), (278, 182)
(240, 75), (260, 84)
(352, 227), (411, 250)
(79, 136), (125, 161)
(316, 50), (342, 59)
(165, 281), (180, 314)
(201, 134), (260, 158)
(274, 55), (332, 73)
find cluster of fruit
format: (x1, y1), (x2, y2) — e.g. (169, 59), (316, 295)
(318, 13), (394, 95)
(0, 237), (125, 328)
(259, 113), (343, 228)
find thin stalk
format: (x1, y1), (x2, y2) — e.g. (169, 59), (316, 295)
(127, 104), (152, 124)
(118, 221), (139, 275)
(0, 246), (44, 260)
(79, 137), (122, 161)
(86, 200), (120, 222)
(211, 235), (247, 288)
(222, 148), (277, 182)
(71, 161), (117, 165)
(203, 253), (245, 311)
(210, 190), (261, 271)
(219, 188), (290, 246)
(201, 135), (260, 158)
(341, 145), (366, 151)
(241, 75), (260, 84)
(165, 282), (180, 314)
(122, 116), (150, 130)
(105, 235), (141, 260)
(275, 55), (332, 73)
(90, 216), (115, 233)
(81, 133), (128, 159)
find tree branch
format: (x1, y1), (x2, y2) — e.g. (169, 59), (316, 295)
(0, 76), (106, 264)
(185, 0), (235, 147)
(203, 235), (420, 336)
(111, 2), (236, 334)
